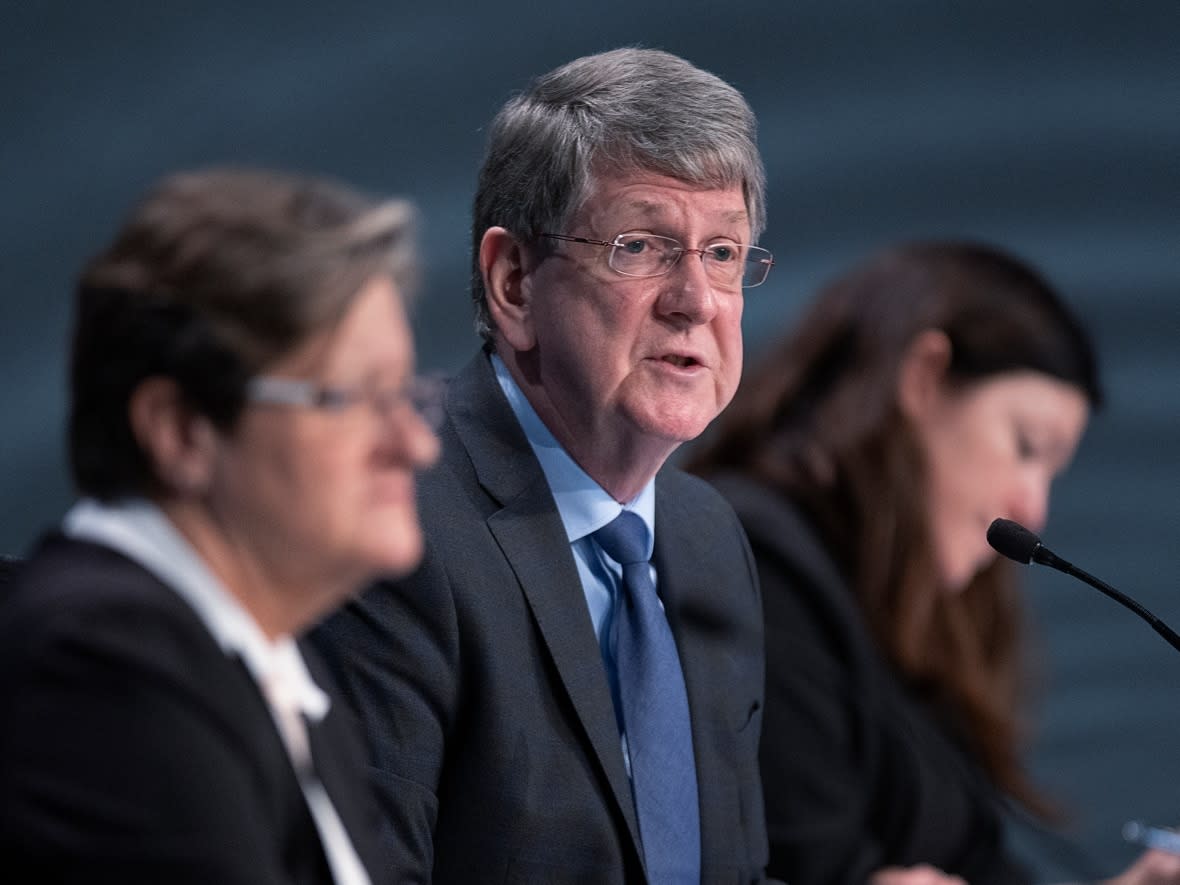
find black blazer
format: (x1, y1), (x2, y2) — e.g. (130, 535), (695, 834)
(0, 533), (385, 884)
(708, 472), (1031, 885)
(312, 353), (770, 884)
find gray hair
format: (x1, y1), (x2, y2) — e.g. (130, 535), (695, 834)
(471, 47), (766, 343)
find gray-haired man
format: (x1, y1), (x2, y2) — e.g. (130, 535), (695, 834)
(314, 47), (776, 884)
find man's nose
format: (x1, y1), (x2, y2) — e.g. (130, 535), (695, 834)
(656, 251), (720, 324)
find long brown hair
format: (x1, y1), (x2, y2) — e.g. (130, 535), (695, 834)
(687, 241), (1101, 815)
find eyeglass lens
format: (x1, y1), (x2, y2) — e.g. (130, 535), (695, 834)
(608, 234), (771, 288)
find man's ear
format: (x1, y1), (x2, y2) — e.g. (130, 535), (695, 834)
(128, 377), (219, 495)
(897, 328), (953, 423)
(480, 226), (535, 352)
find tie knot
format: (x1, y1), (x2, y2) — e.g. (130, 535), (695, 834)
(593, 510), (650, 567)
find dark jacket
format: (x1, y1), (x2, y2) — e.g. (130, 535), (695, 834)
(312, 352), (770, 884)
(0, 534), (385, 884)
(709, 472), (1031, 885)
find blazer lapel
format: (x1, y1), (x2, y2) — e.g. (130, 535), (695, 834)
(301, 648), (387, 879)
(447, 354), (643, 853)
(651, 476), (736, 875)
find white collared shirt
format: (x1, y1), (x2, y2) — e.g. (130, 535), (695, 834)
(63, 497), (371, 885)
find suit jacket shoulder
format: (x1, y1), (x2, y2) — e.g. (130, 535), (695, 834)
(705, 472), (872, 678)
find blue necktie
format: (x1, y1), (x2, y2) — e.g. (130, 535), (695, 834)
(594, 510), (701, 884)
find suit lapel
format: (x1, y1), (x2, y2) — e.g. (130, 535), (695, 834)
(443, 356), (641, 854)
(447, 354), (643, 853)
(652, 476), (730, 874)
(301, 647), (386, 880)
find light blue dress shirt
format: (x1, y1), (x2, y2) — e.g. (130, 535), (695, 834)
(491, 354), (656, 740)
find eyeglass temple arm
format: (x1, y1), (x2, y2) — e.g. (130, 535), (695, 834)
(538, 233), (615, 248)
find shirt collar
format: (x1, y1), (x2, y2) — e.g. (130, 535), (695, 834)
(62, 497), (330, 722)
(490, 353), (655, 545)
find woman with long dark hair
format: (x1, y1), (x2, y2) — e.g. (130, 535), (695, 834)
(688, 241), (1180, 885)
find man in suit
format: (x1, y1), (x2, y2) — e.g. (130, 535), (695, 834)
(312, 48), (776, 884)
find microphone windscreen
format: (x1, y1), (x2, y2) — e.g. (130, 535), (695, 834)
(986, 518), (1042, 564)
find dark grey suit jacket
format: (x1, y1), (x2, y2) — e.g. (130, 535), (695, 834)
(0, 533), (385, 884)
(312, 352), (769, 884)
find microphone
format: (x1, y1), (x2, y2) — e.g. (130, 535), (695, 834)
(987, 518), (1180, 654)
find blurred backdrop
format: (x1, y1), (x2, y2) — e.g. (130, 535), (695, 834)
(3, 1), (1177, 877)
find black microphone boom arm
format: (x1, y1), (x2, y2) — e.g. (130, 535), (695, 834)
(987, 518), (1180, 654)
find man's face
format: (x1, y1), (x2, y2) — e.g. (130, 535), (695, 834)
(516, 171), (749, 463)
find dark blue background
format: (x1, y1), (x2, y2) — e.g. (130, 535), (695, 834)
(3, 2), (1177, 877)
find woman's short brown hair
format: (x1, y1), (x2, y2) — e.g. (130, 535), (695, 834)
(69, 167), (416, 500)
